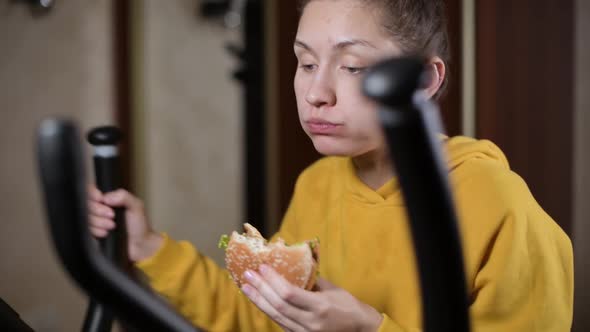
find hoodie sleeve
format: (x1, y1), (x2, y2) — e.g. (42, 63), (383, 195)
(459, 161), (574, 331)
(133, 185), (302, 331)
(465, 208), (573, 331)
(135, 233), (283, 331)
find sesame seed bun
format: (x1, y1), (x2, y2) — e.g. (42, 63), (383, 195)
(224, 223), (319, 290)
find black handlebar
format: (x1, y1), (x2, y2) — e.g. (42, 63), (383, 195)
(364, 57), (470, 332)
(81, 126), (129, 332)
(36, 119), (200, 332)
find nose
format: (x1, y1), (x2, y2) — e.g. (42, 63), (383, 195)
(305, 74), (336, 108)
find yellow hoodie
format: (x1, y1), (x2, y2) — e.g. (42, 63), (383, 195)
(136, 136), (573, 331)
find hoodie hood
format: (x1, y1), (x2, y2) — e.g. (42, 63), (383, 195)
(444, 136), (510, 172)
(342, 135), (510, 204)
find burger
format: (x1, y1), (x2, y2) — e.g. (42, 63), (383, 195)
(219, 223), (319, 290)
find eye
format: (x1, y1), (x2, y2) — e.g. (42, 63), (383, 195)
(299, 63), (317, 72)
(342, 66), (366, 75)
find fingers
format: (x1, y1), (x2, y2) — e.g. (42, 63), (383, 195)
(89, 225), (110, 238)
(258, 265), (319, 310)
(87, 184), (102, 202)
(88, 201), (115, 238)
(314, 278), (337, 291)
(244, 267), (315, 321)
(87, 185), (116, 238)
(89, 212), (114, 227)
(102, 189), (143, 211)
(88, 185), (142, 210)
(241, 275), (306, 332)
(88, 200), (115, 218)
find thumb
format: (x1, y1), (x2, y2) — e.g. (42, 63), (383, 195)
(103, 189), (143, 211)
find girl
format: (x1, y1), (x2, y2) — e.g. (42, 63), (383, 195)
(88, 0), (573, 331)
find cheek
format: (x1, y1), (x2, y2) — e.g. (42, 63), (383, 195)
(293, 74), (307, 115)
(342, 89), (381, 134)
(293, 71), (306, 100)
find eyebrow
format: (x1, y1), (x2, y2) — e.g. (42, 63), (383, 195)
(294, 38), (378, 54)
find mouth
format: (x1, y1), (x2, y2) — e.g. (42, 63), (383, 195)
(305, 119), (343, 135)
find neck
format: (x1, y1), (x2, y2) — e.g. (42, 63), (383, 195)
(351, 146), (394, 190)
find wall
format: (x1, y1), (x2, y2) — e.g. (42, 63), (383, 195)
(138, 0), (242, 266)
(0, 0), (242, 329)
(0, 1), (113, 331)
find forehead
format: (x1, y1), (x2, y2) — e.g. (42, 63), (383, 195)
(296, 0), (397, 52)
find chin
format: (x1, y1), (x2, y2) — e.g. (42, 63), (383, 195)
(310, 136), (354, 156)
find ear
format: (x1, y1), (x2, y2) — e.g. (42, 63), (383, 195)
(422, 56), (446, 99)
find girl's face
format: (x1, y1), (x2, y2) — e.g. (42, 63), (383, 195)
(294, 0), (402, 156)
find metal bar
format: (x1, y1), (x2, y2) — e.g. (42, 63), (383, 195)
(363, 57), (470, 332)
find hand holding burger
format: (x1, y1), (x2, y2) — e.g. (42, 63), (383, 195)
(219, 224), (382, 332)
